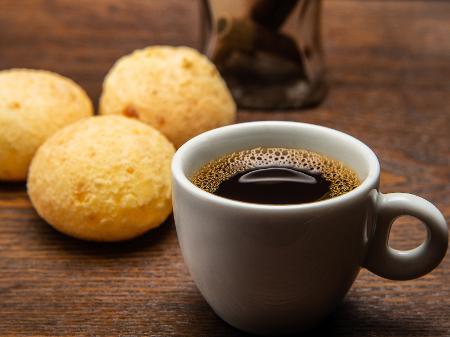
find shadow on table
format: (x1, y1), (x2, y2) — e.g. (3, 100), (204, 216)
(0, 181), (174, 258)
(0, 180), (177, 258)
(180, 296), (442, 337)
(32, 213), (176, 258)
(0, 181), (27, 194)
(296, 299), (440, 337)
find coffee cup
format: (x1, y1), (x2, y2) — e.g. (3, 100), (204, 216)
(171, 121), (448, 335)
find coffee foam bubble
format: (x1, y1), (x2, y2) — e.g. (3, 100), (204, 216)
(191, 147), (360, 198)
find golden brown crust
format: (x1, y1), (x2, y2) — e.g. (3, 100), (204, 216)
(0, 68), (93, 181)
(99, 46), (236, 148)
(27, 115), (175, 242)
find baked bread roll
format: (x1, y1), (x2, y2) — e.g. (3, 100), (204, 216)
(0, 69), (93, 181)
(28, 115), (175, 242)
(99, 46), (236, 148)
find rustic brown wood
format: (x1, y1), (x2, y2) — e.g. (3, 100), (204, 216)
(1, 0), (449, 336)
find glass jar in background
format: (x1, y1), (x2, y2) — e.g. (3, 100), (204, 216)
(201, 0), (326, 109)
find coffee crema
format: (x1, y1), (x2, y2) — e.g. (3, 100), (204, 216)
(191, 147), (360, 205)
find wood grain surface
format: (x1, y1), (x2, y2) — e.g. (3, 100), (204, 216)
(0, 0), (449, 336)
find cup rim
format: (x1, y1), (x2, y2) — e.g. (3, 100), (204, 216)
(172, 121), (380, 211)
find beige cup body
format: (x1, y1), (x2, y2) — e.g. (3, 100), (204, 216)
(174, 180), (377, 334)
(172, 121), (448, 335)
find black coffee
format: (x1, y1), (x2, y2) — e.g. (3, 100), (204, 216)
(191, 147), (360, 205)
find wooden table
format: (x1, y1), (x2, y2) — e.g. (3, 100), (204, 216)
(1, 1), (449, 336)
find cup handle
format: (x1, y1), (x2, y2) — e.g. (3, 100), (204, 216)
(364, 192), (448, 280)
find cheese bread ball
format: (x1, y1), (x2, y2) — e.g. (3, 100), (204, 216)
(99, 46), (236, 148)
(0, 69), (93, 181)
(28, 115), (175, 242)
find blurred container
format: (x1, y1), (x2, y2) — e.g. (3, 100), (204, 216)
(201, 0), (326, 109)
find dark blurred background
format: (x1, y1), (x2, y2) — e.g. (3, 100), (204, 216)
(0, 0), (448, 108)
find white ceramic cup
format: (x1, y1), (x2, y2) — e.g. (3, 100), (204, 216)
(171, 121), (448, 335)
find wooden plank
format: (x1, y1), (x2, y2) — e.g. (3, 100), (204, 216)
(0, 0), (449, 336)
